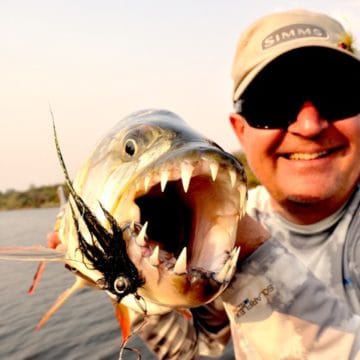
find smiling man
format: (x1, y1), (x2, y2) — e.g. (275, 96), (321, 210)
(229, 9), (360, 306)
(220, 9), (360, 358)
(231, 44), (360, 224)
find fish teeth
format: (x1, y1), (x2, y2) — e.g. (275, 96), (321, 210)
(181, 163), (194, 193)
(149, 245), (160, 266)
(136, 221), (148, 246)
(160, 170), (169, 192)
(229, 247), (241, 275)
(228, 169), (236, 188)
(214, 256), (231, 283)
(174, 247), (187, 274)
(144, 176), (151, 192)
(209, 162), (219, 181)
(214, 247), (240, 283)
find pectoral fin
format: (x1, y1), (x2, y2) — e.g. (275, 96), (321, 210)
(28, 261), (47, 294)
(27, 232), (63, 294)
(114, 302), (131, 343)
(36, 276), (86, 330)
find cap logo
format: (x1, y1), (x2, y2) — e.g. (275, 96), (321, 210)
(262, 24), (327, 49)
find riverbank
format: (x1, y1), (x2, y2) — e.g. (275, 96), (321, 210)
(0, 184), (64, 211)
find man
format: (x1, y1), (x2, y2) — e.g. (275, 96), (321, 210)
(229, 8), (360, 311)
(134, 9), (360, 359)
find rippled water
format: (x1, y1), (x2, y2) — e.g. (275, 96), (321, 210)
(0, 208), (233, 359)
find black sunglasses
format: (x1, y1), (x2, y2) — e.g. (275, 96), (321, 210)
(235, 48), (360, 129)
(235, 90), (360, 129)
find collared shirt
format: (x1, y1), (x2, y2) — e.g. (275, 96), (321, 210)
(246, 183), (360, 314)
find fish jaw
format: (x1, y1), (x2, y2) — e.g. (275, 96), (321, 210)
(112, 146), (246, 310)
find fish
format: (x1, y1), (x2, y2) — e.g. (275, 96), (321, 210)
(0, 109), (247, 351)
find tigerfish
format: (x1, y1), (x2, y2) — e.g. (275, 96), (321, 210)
(0, 109), (247, 346)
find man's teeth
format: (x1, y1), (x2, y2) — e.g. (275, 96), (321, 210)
(288, 150), (328, 160)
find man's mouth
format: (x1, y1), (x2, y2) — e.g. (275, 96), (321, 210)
(287, 150), (328, 160)
(285, 148), (341, 160)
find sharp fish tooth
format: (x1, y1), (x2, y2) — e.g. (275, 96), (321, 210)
(136, 221), (148, 246)
(226, 247), (241, 281)
(228, 169), (236, 188)
(160, 170), (169, 192)
(214, 247), (241, 283)
(181, 163), (194, 193)
(149, 245), (160, 266)
(209, 162), (219, 181)
(214, 257), (231, 283)
(144, 176), (151, 192)
(174, 247), (187, 274)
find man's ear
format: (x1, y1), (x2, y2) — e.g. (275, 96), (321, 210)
(229, 113), (246, 143)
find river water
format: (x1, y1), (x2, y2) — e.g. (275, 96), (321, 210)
(0, 208), (233, 359)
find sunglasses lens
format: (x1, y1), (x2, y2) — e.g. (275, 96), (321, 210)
(240, 93), (304, 129)
(315, 94), (360, 122)
(241, 90), (359, 129)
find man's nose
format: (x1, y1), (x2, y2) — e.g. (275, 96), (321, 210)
(287, 101), (329, 137)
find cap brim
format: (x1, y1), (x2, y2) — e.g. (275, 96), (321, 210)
(233, 42), (360, 101)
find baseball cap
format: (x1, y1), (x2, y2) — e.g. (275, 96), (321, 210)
(231, 9), (360, 102)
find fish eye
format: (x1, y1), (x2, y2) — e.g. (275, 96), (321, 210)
(114, 276), (130, 294)
(125, 138), (137, 157)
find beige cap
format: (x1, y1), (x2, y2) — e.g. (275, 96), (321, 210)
(232, 9), (360, 101)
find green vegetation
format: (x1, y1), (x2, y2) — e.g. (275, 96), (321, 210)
(0, 184), (64, 211)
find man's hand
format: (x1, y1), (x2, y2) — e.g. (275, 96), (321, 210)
(236, 214), (270, 262)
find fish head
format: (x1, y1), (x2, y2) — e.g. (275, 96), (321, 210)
(59, 109), (247, 311)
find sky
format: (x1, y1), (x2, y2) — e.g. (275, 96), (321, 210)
(1, 0), (359, 192)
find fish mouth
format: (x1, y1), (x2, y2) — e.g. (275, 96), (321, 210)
(121, 149), (246, 307)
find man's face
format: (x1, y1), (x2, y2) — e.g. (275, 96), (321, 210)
(230, 103), (360, 221)
(230, 50), (360, 222)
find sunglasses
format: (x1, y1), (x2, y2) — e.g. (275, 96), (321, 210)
(234, 48), (360, 129)
(235, 90), (360, 129)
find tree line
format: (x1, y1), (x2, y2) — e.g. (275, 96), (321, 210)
(0, 184), (64, 210)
